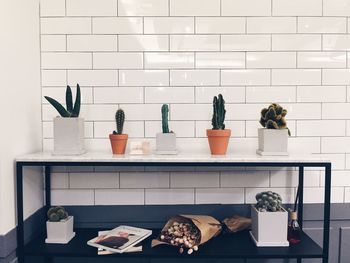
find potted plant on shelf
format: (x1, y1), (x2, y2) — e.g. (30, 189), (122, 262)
(109, 109), (128, 154)
(250, 191), (289, 247)
(44, 84), (85, 155)
(207, 94), (231, 155)
(257, 103), (290, 156)
(46, 206), (75, 244)
(156, 104), (177, 154)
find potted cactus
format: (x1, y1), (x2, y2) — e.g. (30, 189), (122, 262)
(207, 94), (231, 155)
(46, 206), (75, 244)
(109, 109), (128, 154)
(257, 103), (290, 156)
(45, 84), (85, 155)
(156, 104), (177, 154)
(250, 191), (289, 247)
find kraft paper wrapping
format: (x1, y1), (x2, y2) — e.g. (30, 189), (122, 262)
(151, 215), (222, 248)
(222, 215), (252, 234)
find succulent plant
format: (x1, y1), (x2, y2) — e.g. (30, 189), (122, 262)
(47, 206), (69, 222)
(255, 191), (283, 212)
(45, 84), (81, 118)
(161, 104), (170, 133)
(259, 103), (290, 136)
(211, 94), (226, 130)
(113, 109), (125, 135)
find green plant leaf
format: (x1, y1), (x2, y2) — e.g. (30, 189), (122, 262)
(44, 96), (70, 117)
(66, 85), (73, 112)
(72, 84), (81, 117)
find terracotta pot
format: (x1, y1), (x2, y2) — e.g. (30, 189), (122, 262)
(206, 129), (231, 155)
(109, 134), (128, 154)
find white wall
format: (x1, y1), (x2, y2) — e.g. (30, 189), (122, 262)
(39, 0), (349, 206)
(0, 0), (42, 235)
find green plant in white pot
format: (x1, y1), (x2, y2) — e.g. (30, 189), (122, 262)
(156, 104), (177, 154)
(45, 84), (85, 155)
(46, 206), (75, 244)
(257, 103), (290, 156)
(250, 191), (288, 247)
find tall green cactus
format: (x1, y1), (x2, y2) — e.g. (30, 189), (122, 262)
(255, 191), (283, 212)
(161, 104), (170, 133)
(211, 94), (226, 130)
(44, 84), (81, 117)
(259, 103), (290, 136)
(114, 109), (125, 135)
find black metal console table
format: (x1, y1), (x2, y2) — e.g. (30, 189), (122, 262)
(16, 152), (332, 263)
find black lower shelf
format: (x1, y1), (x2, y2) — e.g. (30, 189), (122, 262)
(24, 228), (323, 259)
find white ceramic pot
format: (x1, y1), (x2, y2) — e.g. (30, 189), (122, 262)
(45, 216), (76, 244)
(250, 205), (289, 247)
(156, 133), (177, 155)
(53, 117), (85, 155)
(256, 128), (288, 156)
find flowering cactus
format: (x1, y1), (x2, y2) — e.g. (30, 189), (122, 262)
(259, 103), (290, 136)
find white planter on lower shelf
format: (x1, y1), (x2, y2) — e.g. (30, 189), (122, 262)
(53, 117), (85, 155)
(257, 128), (288, 156)
(250, 205), (289, 247)
(46, 216), (76, 244)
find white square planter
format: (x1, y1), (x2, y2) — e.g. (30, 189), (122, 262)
(53, 117), (85, 155)
(46, 216), (76, 244)
(156, 133), (177, 155)
(250, 205), (289, 247)
(257, 128), (288, 156)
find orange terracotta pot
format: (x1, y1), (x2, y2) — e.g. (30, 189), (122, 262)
(109, 134), (128, 154)
(206, 129), (231, 155)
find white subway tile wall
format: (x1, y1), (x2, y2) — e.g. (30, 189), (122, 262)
(40, 0), (350, 205)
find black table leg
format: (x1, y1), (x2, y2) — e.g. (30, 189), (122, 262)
(16, 163), (24, 263)
(45, 166), (51, 211)
(298, 166), (304, 229)
(323, 163), (332, 263)
(297, 166), (305, 263)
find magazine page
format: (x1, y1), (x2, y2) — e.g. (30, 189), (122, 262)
(96, 231), (143, 255)
(87, 226), (152, 253)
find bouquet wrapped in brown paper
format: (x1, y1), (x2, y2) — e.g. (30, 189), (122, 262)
(152, 215), (222, 255)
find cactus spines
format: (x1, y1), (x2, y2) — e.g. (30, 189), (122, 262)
(255, 191), (283, 212)
(114, 109), (125, 135)
(47, 206), (69, 222)
(211, 94), (226, 130)
(161, 104), (170, 133)
(259, 103), (290, 136)
(44, 84), (81, 118)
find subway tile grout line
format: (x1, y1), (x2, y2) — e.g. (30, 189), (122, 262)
(38, 1), (44, 152)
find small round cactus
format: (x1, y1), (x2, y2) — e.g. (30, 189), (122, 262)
(47, 206), (69, 222)
(255, 191), (283, 212)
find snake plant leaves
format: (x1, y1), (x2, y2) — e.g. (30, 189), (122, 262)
(44, 83), (81, 118)
(72, 84), (81, 117)
(66, 85), (73, 112)
(44, 96), (70, 117)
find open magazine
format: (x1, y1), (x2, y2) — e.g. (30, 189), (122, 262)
(96, 231), (142, 255)
(87, 226), (152, 254)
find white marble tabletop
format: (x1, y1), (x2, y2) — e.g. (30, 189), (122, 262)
(16, 151), (331, 164)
